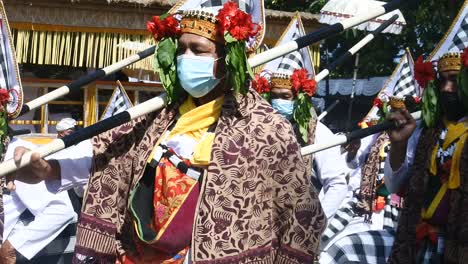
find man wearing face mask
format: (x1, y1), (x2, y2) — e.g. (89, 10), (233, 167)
(384, 51), (468, 263)
(254, 15), (347, 220)
(9, 1), (327, 263)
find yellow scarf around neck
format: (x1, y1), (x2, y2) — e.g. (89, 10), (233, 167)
(166, 96), (224, 165)
(429, 119), (468, 189)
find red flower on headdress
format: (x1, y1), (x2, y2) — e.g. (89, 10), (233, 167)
(373, 97), (383, 108)
(147, 15), (180, 41)
(216, 1), (261, 41)
(413, 96), (421, 104)
(461, 47), (468, 67)
(164, 15), (181, 36)
(414, 56), (435, 88)
(252, 74), (270, 94)
(291, 69), (316, 96)
(0, 89), (10, 106)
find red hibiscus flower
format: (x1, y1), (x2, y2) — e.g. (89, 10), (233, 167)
(414, 56), (435, 88)
(147, 16), (166, 41)
(291, 69), (316, 96)
(0, 89), (10, 105)
(163, 15), (181, 37)
(291, 69), (308, 93)
(301, 79), (317, 96)
(461, 47), (468, 68)
(252, 74), (270, 94)
(216, 1), (260, 41)
(147, 15), (180, 41)
(373, 97), (383, 108)
(413, 96), (421, 104)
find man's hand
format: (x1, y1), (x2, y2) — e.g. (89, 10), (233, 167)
(386, 109), (417, 145)
(387, 109), (416, 171)
(0, 240), (17, 264)
(5, 147), (59, 191)
(344, 139), (361, 161)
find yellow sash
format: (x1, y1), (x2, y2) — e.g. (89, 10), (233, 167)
(424, 119), (468, 220)
(167, 96), (224, 165)
(429, 119), (468, 189)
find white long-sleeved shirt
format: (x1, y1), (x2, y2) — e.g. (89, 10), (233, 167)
(46, 140), (93, 193)
(313, 122), (349, 219)
(383, 123), (423, 194)
(4, 138), (77, 260)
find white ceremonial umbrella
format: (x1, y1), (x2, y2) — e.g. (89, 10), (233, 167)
(320, 0), (406, 35)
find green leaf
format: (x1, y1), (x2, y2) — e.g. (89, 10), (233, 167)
(293, 93), (313, 143)
(225, 41), (250, 95)
(157, 38), (176, 69)
(153, 37), (180, 104)
(260, 93), (270, 101)
(422, 80), (440, 128)
(224, 33), (234, 43)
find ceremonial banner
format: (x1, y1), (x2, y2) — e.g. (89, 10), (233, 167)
(430, 0), (468, 61)
(100, 81), (133, 121)
(361, 49), (418, 124)
(260, 12), (315, 78)
(0, 0), (22, 118)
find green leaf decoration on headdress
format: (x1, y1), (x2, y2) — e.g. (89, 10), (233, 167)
(422, 79), (440, 128)
(225, 34), (254, 95)
(293, 92), (313, 143)
(0, 109), (7, 155)
(153, 37), (182, 104)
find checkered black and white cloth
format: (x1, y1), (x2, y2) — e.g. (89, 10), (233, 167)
(320, 229), (396, 264)
(320, 197), (399, 264)
(449, 13), (468, 51)
(393, 56), (417, 98)
(101, 85), (132, 120)
(276, 31), (304, 76)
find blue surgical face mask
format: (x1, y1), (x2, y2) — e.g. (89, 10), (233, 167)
(177, 54), (221, 98)
(271, 99), (295, 120)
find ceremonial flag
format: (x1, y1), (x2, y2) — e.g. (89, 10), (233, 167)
(390, 51), (418, 98)
(430, 1), (468, 61)
(100, 81), (133, 121)
(361, 49), (418, 125)
(261, 12), (315, 78)
(0, 0), (22, 118)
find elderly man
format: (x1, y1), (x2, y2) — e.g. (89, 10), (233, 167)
(10, 1), (327, 263)
(385, 51), (468, 262)
(56, 118), (77, 138)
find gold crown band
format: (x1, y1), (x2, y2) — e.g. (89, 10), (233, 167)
(180, 10), (223, 43)
(271, 76), (292, 90)
(438, 52), (461, 72)
(389, 97), (406, 110)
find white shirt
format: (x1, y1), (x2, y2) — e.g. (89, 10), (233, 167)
(47, 140), (93, 193)
(383, 122), (423, 194)
(4, 138), (77, 260)
(313, 122), (349, 219)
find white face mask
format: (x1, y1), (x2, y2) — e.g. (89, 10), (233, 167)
(177, 55), (221, 98)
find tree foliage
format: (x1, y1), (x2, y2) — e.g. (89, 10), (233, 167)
(265, 0), (465, 78)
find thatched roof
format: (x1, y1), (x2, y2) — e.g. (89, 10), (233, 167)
(105, 0), (320, 22)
